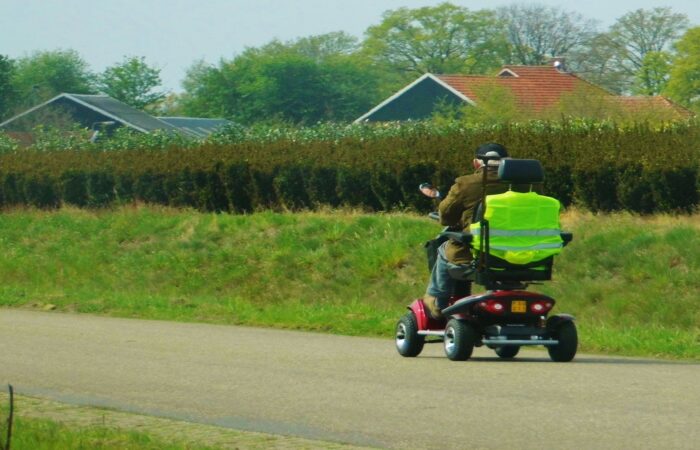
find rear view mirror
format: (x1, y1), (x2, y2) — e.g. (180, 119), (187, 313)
(419, 183), (440, 199)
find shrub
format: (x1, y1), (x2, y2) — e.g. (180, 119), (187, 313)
(0, 120), (697, 214)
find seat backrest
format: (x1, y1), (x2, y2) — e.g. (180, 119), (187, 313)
(498, 158), (544, 184)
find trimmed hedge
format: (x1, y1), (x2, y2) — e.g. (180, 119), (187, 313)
(0, 120), (698, 214)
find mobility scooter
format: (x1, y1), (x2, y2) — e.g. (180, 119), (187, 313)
(395, 158), (577, 362)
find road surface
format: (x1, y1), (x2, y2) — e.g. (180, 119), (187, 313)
(1, 309), (698, 449)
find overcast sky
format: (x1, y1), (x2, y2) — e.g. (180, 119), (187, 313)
(2, 0), (699, 92)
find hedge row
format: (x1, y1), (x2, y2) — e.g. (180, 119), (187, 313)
(0, 161), (697, 214)
(0, 120), (698, 214)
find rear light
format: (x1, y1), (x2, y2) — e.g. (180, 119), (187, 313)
(530, 300), (553, 314)
(478, 299), (506, 314)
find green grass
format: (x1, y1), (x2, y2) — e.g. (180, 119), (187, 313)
(0, 416), (217, 450)
(0, 205), (697, 359)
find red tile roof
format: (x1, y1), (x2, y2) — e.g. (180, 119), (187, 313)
(610, 95), (693, 118)
(437, 65), (606, 112)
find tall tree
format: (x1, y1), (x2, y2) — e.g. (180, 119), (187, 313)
(497, 4), (599, 66)
(180, 34), (384, 124)
(664, 27), (700, 112)
(362, 3), (508, 77)
(0, 55), (15, 119)
(633, 51), (672, 95)
(98, 56), (166, 110)
(179, 59), (239, 118)
(11, 49), (95, 106)
(572, 8), (688, 94)
(609, 7), (689, 71)
(292, 31), (359, 60)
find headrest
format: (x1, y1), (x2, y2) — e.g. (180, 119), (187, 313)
(498, 159), (544, 183)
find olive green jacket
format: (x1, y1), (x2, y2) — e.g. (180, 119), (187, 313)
(438, 168), (541, 265)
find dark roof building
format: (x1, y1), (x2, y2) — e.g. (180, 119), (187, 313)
(157, 117), (232, 138)
(355, 65), (693, 122)
(0, 93), (180, 133)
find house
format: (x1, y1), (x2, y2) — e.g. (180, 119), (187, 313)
(0, 93), (180, 135)
(0, 93), (231, 141)
(156, 117), (232, 138)
(355, 64), (693, 122)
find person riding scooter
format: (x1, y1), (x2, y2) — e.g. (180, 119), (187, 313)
(422, 143), (542, 319)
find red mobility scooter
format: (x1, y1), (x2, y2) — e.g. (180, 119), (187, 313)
(395, 158), (577, 362)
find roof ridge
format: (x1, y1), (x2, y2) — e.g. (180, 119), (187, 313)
(157, 116), (228, 120)
(437, 74), (494, 79)
(502, 64), (554, 68)
(65, 93), (111, 97)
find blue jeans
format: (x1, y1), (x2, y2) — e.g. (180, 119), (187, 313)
(426, 241), (465, 309)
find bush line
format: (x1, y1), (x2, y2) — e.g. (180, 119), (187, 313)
(0, 120), (698, 213)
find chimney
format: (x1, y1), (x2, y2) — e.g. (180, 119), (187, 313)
(550, 57), (567, 72)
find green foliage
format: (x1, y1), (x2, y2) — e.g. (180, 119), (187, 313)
(0, 54), (15, 120)
(8, 416), (219, 450)
(665, 27), (700, 112)
(0, 120), (698, 214)
(10, 49), (95, 107)
(0, 131), (19, 154)
(362, 3), (508, 76)
(459, 83), (530, 124)
(179, 34), (384, 125)
(633, 51), (672, 95)
(97, 56), (166, 110)
(549, 84), (624, 120)
(29, 124), (93, 151)
(96, 127), (194, 151)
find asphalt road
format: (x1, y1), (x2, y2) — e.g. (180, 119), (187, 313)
(1, 309), (698, 449)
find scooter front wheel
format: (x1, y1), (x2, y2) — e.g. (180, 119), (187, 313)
(495, 345), (520, 359)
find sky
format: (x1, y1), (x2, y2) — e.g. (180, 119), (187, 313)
(2, 0), (699, 93)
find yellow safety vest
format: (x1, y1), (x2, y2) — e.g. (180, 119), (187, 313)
(469, 190), (563, 265)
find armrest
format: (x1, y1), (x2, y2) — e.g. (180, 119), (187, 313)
(561, 232), (573, 247)
(439, 231), (473, 246)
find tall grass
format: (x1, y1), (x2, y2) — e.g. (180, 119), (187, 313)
(0, 206), (697, 359)
(4, 417), (217, 450)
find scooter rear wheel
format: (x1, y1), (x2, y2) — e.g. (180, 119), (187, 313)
(548, 321), (578, 362)
(444, 319), (476, 361)
(395, 312), (425, 357)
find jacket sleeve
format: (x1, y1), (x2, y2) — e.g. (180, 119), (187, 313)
(438, 174), (484, 228)
(438, 180), (466, 227)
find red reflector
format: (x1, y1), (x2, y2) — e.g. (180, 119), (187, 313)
(480, 299), (505, 314)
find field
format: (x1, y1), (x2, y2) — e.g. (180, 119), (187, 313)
(0, 206), (698, 359)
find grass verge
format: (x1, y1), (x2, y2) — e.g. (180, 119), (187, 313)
(0, 393), (367, 449)
(0, 205), (697, 359)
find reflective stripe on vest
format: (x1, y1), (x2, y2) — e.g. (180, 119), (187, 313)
(471, 228), (561, 237)
(489, 242), (563, 251)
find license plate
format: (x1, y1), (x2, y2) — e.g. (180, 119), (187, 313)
(511, 300), (527, 313)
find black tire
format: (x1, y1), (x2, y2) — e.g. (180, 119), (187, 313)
(548, 321), (578, 362)
(395, 312), (425, 357)
(443, 319), (476, 361)
(495, 345), (520, 359)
